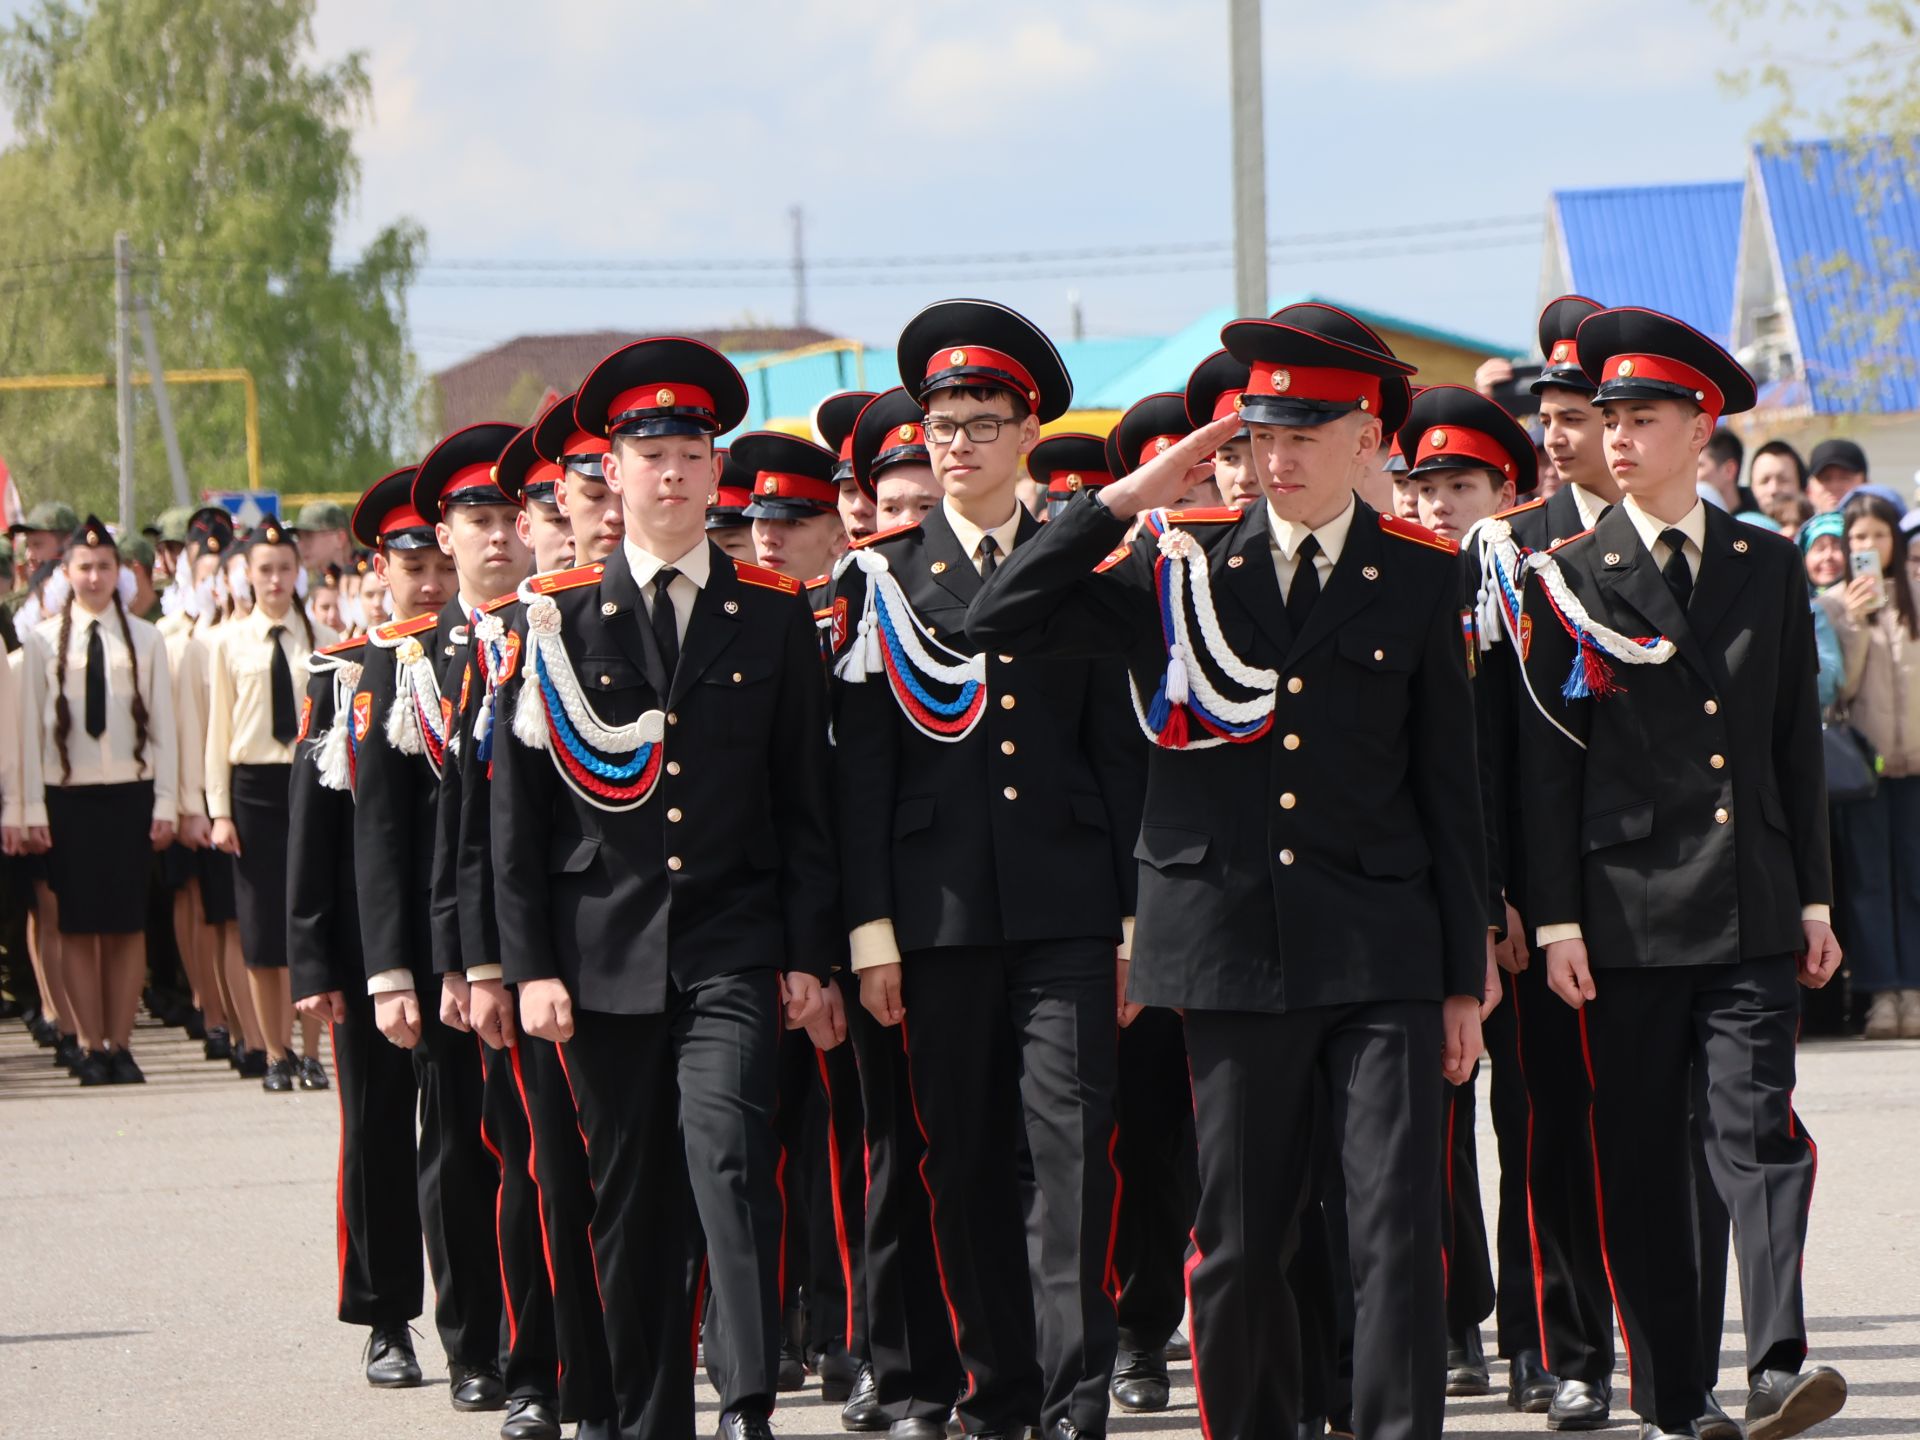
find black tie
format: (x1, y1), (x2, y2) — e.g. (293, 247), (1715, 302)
(1287, 534), (1322, 631)
(651, 568), (681, 682)
(84, 620), (107, 739)
(268, 624), (297, 743)
(977, 534), (999, 579)
(1659, 528), (1693, 611)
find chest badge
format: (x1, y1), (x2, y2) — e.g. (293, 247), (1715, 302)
(1362, 565), (1379, 581)
(930, 560), (948, 575)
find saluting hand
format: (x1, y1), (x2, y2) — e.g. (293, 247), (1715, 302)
(519, 978), (575, 1044)
(860, 963), (905, 1028)
(1798, 919), (1844, 989)
(374, 989), (423, 1049)
(439, 972), (472, 1033)
(1442, 995), (1483, 1086)
(1545, 938), (1597, 1009)
(295, 989), (348, 1025)
(468, 978), (518, 1050)
(1096, 414), (1244, 521)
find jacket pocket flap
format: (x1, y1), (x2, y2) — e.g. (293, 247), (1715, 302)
(1357, 835), (1431, 878)
(893, 794), (936, 838)
(1134, 824), (1210, 868)
(1757, 787), (1789, 832)
(576, 655), (647, 691)
(1581, 800), (1654, 854)
(1337, 631), (1416, 672)
(702, 656), (776, 687)
(549, 834), (601, 874)
(1069, 791), (1109, 828)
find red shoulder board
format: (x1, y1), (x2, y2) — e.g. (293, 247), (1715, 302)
(1093, 543), (1132, 574)
(734, 561), (802, 595)
(482, 590), (521, 613)
(850, 521), (921, 550)
(528, 562), (607, 595)
(1495, 497), (1547, 520)
(317, 634), (368, 657)
(1165, 507), (1241, 524)
(1547, 528), (1593, 554)
(1378, 513), (1460, 555)
(372, 612), (438, 643)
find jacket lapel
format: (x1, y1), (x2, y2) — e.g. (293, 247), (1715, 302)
(920, 504), (983, 607)
(1686, 506), (1757, 648)
(667, 545), (744, 710)
(1589, 506), (1714, 682)
(596, 545), (668, 698)
(1544, 486), (1586, 545)
(1285, 499), (1384, 666)
(1215, 501), (1293, 658)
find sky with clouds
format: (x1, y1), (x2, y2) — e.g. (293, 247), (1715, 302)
(2, 0), (1861, 372)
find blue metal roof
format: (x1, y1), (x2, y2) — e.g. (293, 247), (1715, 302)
(1553, 181), (1744, 343)
(1753, 138), (1920, 415)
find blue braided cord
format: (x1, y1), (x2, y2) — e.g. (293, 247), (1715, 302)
(1153, 548), (1264, 736)
(534, 652), (655, 780)
(1188, 691), (1268, 736)
(875, 596), (980, 718)
(1563, 647), (1591, 701)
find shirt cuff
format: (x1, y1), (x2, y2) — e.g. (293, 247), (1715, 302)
(23, 802), (48, 829)
(366, 969), (415, 996)
(465, 964), (503, 982)
(206, 790), (232, 821)
(1536, 923), (1584, 946)
(1801, 904), (1831, 925)
(1117, 915), (1135, 961)
(848, 918), (902, 973)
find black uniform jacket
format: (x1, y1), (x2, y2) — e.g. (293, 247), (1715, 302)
(352, 600), (465, 987)
(965, 491), (1487, 1014)
(490, 543), (839, 1015)
(288, 639), (365, 1002)
(1516, 502), (1830, 968)
(433, 592), (518, 978)
(826, 502), (1142, 955)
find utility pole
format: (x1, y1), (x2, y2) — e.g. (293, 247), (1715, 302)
(114, 231), (135, 532)
(790, 205), (808, 330)
(1067, 289), (1086, 342)
(134, 294), (192, 505)
(1228, 0), (1268, 317)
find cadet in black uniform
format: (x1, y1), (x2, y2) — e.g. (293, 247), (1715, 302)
(967, 303), (1494, 1440)
(817, 389), (879, 543)
(707, 447), (760, 565)
(289, 467), (447, 1390)
(1517, 308), (1847, 1440)
(355, 429), (514, 1416)
(491, 338), (840, 1440)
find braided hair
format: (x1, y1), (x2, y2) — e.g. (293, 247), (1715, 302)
(51, 594), (74, 785)
(112, 588), (152, 777)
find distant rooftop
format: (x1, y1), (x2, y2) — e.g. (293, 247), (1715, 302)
(1547, 181), (1745, 344)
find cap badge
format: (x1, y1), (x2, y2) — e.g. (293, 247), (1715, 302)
(1232, 394), (1246, 411)
(1065, 474), (1082, 491)
(488, 465), (499, 482)
(1271, 368), (1292, 393)
(1553, 342), (1570, 360)
(897, 424), (915, 441)
(762, 478), (778, 494)
(949, 349), (967, 366)
(1616, 360), (1635, 378)
(1155, 437), (1171, 453)
(656, 387), (676, 407)
(1430, 429), (1447, 448)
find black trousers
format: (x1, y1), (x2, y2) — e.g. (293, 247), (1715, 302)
(772, 1028), (816, 1330)
(510, 1034), (615, 1424)
(1441, 1062), (1495, 1338)
(899, 939), (1119, 1437)
(1482, 997), (1538, 1360)
(1185, 1000), (1445, 1440)
(849, 988), (963, 1424)
(806, 1014), (869, 1362)
(561, 972), (784, 1439)
(480, 1039), (560, 1403)
(1110, 1005), (1198, 1353)
(1288, 1076), (1354, 1427)
(1582, 958), (1815, 1429)
(413, 970), (504, 1369)
(330, 988), (424, 1328)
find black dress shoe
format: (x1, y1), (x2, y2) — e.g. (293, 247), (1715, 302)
(299, 1054), (331, 1090)
(1507, 1350), (1559, 1412)
(776, 1338), (808, 1392)
(886, 1421), (946, 1440)
(108, 1048), (146, 1084)
(262, 1056), (297, 1093)
(75, 1048), (114, 1086)
(1746, 1365), (1847, 1440)
(363, 1324), (423, 1387)
(237, 1047), (267, 1078)
(54, 1033), (81, 1072)
(1697, 1392), (1741, 1440)
(1547, 1378), (1611, 1432)
(203, 1026), (232, 1061)
(184, 1008), (207, 1040)
(499, 1395), (561, 1440)
(841, 1363), (887, 1432)
(449, 1360), (507, 1411)
(818, 1343), (860, 1403)
(717, 1408), (776, 1440)
(574, 1419), (618, 1440)
(1164, 1328), (1190, 1362)
(29, 1012), (57, 1046)
(1445, 1328), (1492, 1396)
(1046, 1423), (1093, 1440)
(1110, 1348), (1170, 1412)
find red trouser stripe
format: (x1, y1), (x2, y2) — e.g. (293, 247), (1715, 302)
(1508, 977), (1554, 1370)
(898, 1017), (975, 1402)
(474, 1037), (518, 1351)
(1576, 1008), (1634, 1413)
(552, 1041), (607, 1311)
(506, 1042), (565, 1387)
(814, 1048), (858, 1347)
(330, 1019), (349, 1313)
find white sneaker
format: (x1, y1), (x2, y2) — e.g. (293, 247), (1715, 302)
(1864, 991), (1901, 1040)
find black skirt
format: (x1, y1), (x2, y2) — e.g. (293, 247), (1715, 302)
(231, 764), (293, 970)
(45, 781), (156, 935)
(196, 848), (238, 925)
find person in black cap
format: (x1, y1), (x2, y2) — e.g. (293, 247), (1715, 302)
(1184, 350), (1259, 510)
(1806, 437), (1869, 514)
(850, 387), (942, 535)
(816, 390), (879, 542)
(1111, 391), (1220, 509)
(1516, 306), (1846, 1440)
(707, 447), (760, 564)
(967, 299), (1492, 1440)
(831, 297), (1138, 1440)
(531, 387), (624, 569)
(288, 467), (439, 1393)
(734, 429), (847, 591)
(498, 419), (575, 575)
(353, 425), (521, 1417)
(491, 337), (839, 1440)
(1030, 432), (1115, 522)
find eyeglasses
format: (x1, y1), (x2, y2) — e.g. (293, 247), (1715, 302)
(923, 415), (1020, 445)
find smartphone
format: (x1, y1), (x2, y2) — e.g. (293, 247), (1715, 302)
(1852, 547), (1887, 609)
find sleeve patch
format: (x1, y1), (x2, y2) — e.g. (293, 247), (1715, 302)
(1093, 542), (1132, 574)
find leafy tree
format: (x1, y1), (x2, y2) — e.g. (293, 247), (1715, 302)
(0, 0), (422, 521)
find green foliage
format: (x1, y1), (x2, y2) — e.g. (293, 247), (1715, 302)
(0, 0), (422, 520)
(1709, 0), (1920, 147)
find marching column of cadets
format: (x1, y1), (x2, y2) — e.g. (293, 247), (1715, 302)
(0, 295), (1862, 1440)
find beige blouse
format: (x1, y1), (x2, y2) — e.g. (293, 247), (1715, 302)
(204, 604), (337, 819)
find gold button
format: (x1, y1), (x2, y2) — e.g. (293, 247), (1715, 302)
(1278, 849), (1296, 865)
(1714, 808), (1729, 825)
(1003, 786), (1018, 801)
(732, 671), (742, 683)
(599, 674), (611, 686)
(667, 855), (684, 871)
(666, 761), (681, 776)
(1000, 694), (1016, 710)
(1283, 733), (1301, 751)
(998, 653), (1014, 664)
(1280, 792), (1297, 809)
(667, 712), (678, 725)
(1001, 740), (1016, 755)
(1373, 648), (1385, 662)
(1287, 677), (1304, 694)
(1704, 700), (1718, 715)
(1710, 754), (1725, 770)
(667, 808), (683, 823)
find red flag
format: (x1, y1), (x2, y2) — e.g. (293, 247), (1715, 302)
(0, 456), (22, 529)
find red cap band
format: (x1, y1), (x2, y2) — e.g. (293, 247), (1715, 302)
(608, 382), (718, 424)
(440, 460), (508, 503)
(378, 503), (430, 536)
(923, 345), (1040, 405)
(561, 430), (611, 461)
(1413, 426), (1518, 479)
(1247, 360), (1382, 414)
(754, 470), (838, 505)
(1210, 390), (1248, 423)
(1599, 353), (1724, 418)
(523, 459), (564, 498)
(838, 433), (857, 462)
(1138, 434), (1185, 468)
(712, 484), (753, 509)
(1545, 339), (1582, 369)
(1045, 469), (1113, 497)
